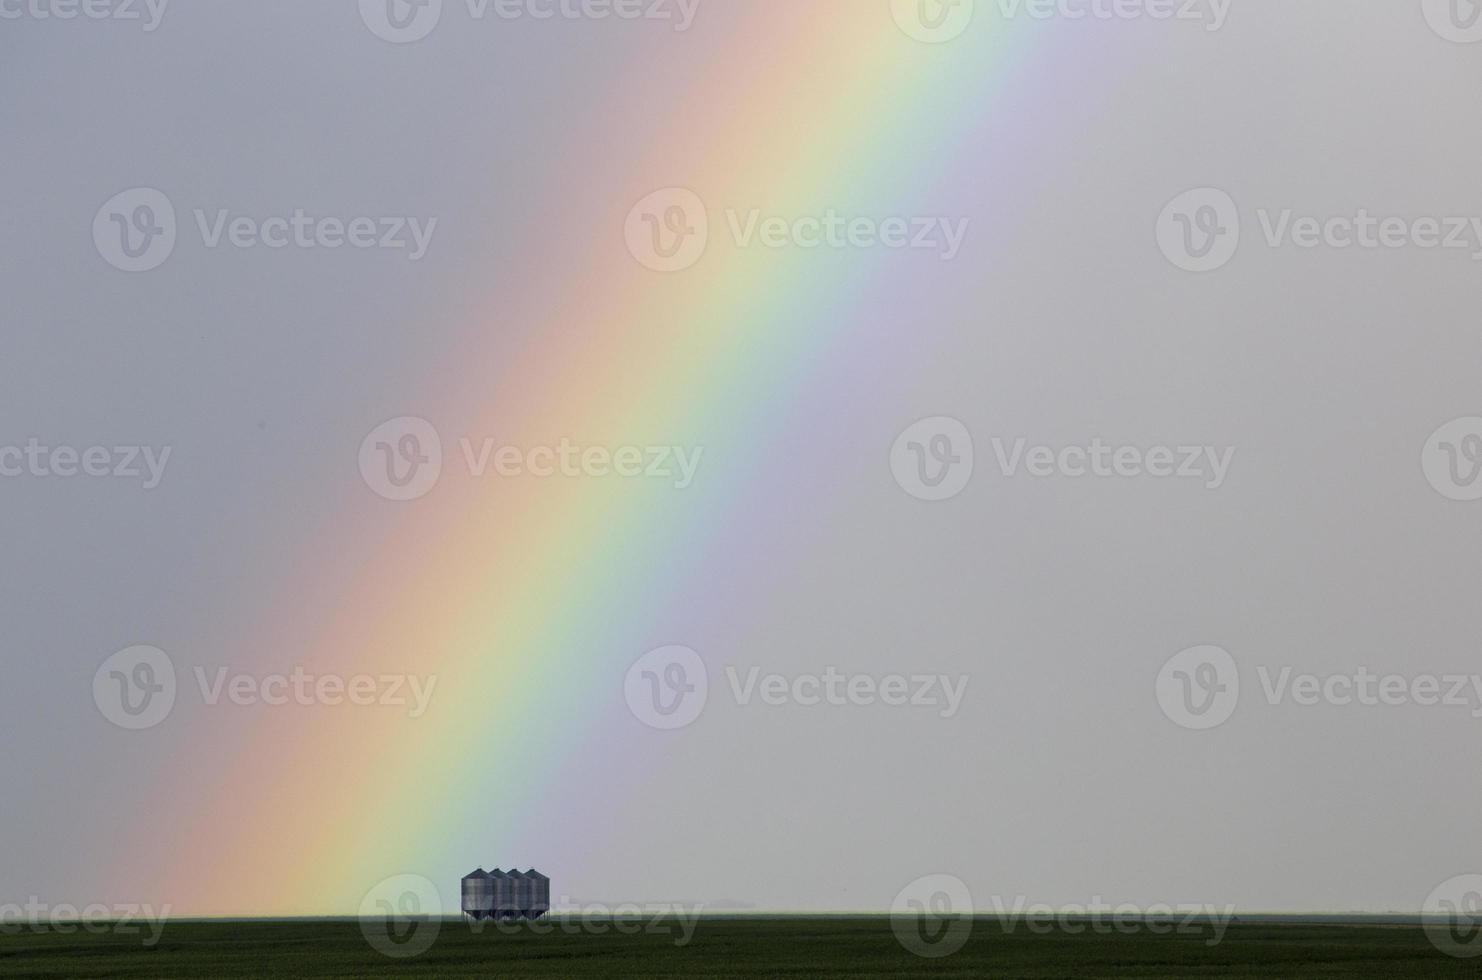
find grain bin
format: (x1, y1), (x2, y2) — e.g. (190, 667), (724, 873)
(490, 868), (514, 919)
(461, 868), (493, 920)
(526, 869), (550, 918)
(463, 865), (547, 919)
(507, 869), (531, 918)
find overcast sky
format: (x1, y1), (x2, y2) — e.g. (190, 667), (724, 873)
(3, 1), (1482, 919)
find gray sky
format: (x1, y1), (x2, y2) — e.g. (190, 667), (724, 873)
(3, 0), (1482, 919)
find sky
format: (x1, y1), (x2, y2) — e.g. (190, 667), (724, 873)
(2, 0), (1482, 920)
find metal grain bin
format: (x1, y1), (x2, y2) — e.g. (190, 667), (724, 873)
(461, 868), (493, 919)
(490, 868), (515, 919)
(507, 869), (531, 918)
(527, 869), (550, 919)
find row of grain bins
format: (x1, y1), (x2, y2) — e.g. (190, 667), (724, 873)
(461, 868), (550, 919)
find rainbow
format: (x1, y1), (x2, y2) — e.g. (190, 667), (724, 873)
(109, 5), (1118, 915)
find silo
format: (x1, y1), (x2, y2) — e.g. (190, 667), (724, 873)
(461, 868), (493, 920)
(527, 869), (550, 919)
(508, 869), (532, 918)
(489, 868), (514, 919)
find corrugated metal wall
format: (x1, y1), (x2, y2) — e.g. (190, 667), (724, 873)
(507, 870), (530, 916)
(528, 870), (550, 916)
(490, 868), (513, 917)
(461, 869), (493, 917)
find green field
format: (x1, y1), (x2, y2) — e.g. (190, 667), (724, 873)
(0, 917), (1475, 978)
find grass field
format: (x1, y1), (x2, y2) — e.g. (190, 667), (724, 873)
(0, 917), (1476, 978)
